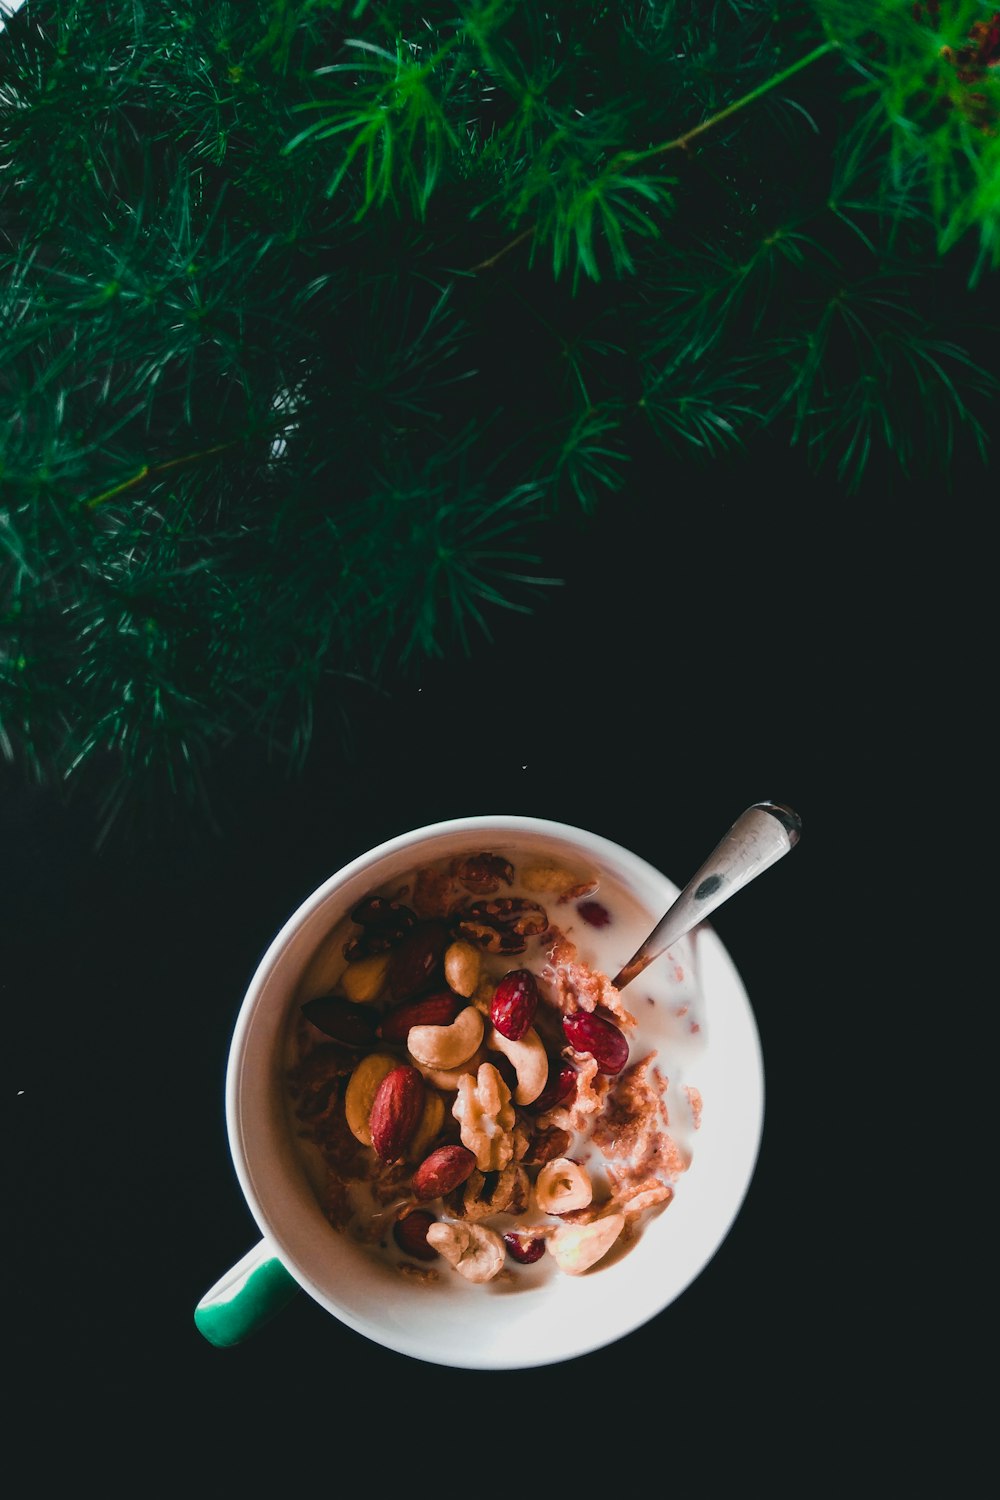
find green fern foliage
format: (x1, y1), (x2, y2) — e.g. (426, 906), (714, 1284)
(1, 0), (997, 829)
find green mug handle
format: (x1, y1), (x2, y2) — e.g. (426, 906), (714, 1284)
(194, 1241), (300, 1348)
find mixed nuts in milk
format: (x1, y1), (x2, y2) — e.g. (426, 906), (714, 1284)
(286, 848), (704, 1286)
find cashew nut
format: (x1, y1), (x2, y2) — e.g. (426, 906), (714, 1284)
(535, 1156), (593, 1215)
(406, 1088), (447, 1161)
(409, 1046), (485, 1092)
(339, 952), (390, 1004)
(546, 1212), (625, 1275)
(407, 1004), (484, 1070)
(443, 939), (481, 998)
(426, 1220), (506, 1283)
(296, 928), (350, 1003)
(520, 862), (599, 899)
(486, 1024), (548, 1105)
(344, 1051), (399, 1145)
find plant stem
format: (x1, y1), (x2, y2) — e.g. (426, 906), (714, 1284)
(467, 227), (534, 274)
(614, 41), (840, 165)
(471, 39), (840, 273)
(84, 442), (238, 510)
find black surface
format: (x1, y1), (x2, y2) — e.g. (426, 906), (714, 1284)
(6, 443), (977, 1476)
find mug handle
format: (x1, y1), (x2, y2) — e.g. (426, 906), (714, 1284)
(194, 1241), (300, 1348)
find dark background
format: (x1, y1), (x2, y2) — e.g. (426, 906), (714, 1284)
(5, 438), (976, 1477)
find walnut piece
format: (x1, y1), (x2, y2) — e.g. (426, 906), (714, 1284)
(456, 897), (549, 954)
(452, 1061), (516, 1171)
(450, 1164), (531, 1221)
(452, 853), (515, 895)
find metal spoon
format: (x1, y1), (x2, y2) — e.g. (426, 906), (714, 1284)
(612, 801), (802, 990)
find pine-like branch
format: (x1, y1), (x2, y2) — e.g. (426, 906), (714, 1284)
(1, 0), (997, 836)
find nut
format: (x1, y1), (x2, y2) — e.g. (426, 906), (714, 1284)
(425, 1221), (506, 1283)
(407, 1004), (484, 1070)
(344, 1051), (400, 1145)
(300, 995), (380, 1047)
(520, 862), (598, 899)
(452, 1163), (530, 1221)
(393, 1208), (439, 1261)
(368, 1064), (425, 1163)
(562, 1010), (629, 1075)
(443, 939), (481, 998)
(289, 1041), (355, 1095)
(546, 1212), (626, 1274)
(343, 898), (417, 960)
(452, 1061), (516, 1171)
(297, 929), (350, 1003)
(340, 952), (390, 1003)
(386, 919), (451, 1001)
(378, 989), (463, 1043)
(456, 897), (550, 955)
(406, 1088), (446, 1161)
(350, 895), (417, 931)
(521, 1123), (573, 1165)
(534, 1156), (593, 1214)
(409, 1046), (486, 1092)
(452, 853), (515, 894)
(411, 1144), (478, 1201)
(486, 1024), (548, 1105)
(489, 968), (539, 1040)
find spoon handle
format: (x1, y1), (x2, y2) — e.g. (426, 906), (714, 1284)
(612, 802), (802, 990)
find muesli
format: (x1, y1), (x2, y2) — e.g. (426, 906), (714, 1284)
(286, 848), (702, 1285)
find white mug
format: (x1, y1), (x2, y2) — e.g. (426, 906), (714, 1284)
(195, 814), (765, 1369)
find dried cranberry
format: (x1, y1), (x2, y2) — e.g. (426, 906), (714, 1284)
(529, 1058), (577, 1113)
(503, 1231), (546, 1265)
(563, 1010), (629, 1075)
(577, 900), (611, 927)
(490, 968), (539, 1041)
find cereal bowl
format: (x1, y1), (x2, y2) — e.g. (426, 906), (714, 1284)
(195, 814), (765, 1369)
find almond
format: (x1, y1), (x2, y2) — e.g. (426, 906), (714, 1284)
(386, 920), (451, 1001)
(369, 1064), (425, 1163)
(344, 1051), (399, 1144)
(300, 995), (380, 1047)
(378, 988), (463, 1043)
(411, 1144), (478, 1202)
